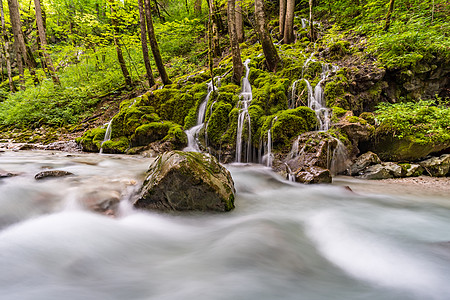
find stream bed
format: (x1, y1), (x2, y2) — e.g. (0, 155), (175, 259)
(0, 151), (449, 300)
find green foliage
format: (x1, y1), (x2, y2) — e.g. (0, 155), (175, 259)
(375, 100), (450, 144)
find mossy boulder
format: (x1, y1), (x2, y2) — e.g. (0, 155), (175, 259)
(100, 136), (130, 154)
(206, 102), (232, 148)
(136, 151), (235, 212)
(76, 127), (106, 152)
(131, 121), (187, 149)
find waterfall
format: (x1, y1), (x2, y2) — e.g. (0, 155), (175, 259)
(262, 117), (277, 167)
(99, 121), (112, 154)
(235, 59), (253, 163)
(330, 138), (350, 175)
(184, 80), (215, 152)
(301, 18), (308, 29)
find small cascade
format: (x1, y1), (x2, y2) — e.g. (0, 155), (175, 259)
(204, 100), (217, 148)
(235, 59), (253, 163)
(289, 79), (300, 109)
(99, 121), (112, 154)
(330, 138), (350, 176)
(262, 117), (277, 167)
(301, 18), (308, 29)
(285, 163), (296, 182)
(184, 80), (215, 152)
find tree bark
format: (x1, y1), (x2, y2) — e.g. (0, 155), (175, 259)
(235, 0), (244, 43)
(279, 0), (286, 37)
(144, 0), (171, 85)
(227, 0), (243, 84)
(110, 1), (132, 87)
(206, 0), (221, 57)
(34, 0), (60, 85)
(0, 0), (15, 92)
(255, 0), (280, 72)
(7, 0), (38, 85)
(383, 0), (395, 31)
(308, 0), (315, 41)
(137, 0), (155, 87)
(283, 0), (295, 44)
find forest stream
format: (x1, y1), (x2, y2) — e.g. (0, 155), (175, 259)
(1, 150), (450, 300)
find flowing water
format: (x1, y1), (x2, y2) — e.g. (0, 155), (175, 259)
(184, 81), (215, 152)
(236, 59), (253, 163)
(1, 151), (450, 300)
(99, 121), (112, 154)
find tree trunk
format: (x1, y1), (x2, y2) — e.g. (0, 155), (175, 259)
(207, 0), (214, 89)
(13, 40), (25, 89)
(7, 0), (38, 85)
(206, 0), (221, 57)
(227, 0), (243, 84)
(0, 0), (15, 92)
(34, 0), (59, 85)
(144, 0), (171, 85)
(138, 0), (155, 87)
(195, 0), (202, 15)
(235, 0), (244, 43)
(110, 2), (132, 87)
(255, 0), (280, 72)
(383, 0), (395, 31)
(308, 0), (315, 41)
(279, 0), (286, 37)
(283, 0), (295, 44)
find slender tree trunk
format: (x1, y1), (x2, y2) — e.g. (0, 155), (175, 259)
(7, 0), (38, 85)
(0, 0), (15, 92)
(110, 1), (132, 87)
(227, 0), (243, 84)
(279, 0), (286, 37)
(308, 0), (315, 41)
(137, 0), (155, 87)
(206, 0), (221, 57)
(144, 0), (171, 85)
(235, 0), (244, 43)
(14, 40), (25, 89)
(383, 0), (395, 31)
(185, 0), (189, 14)
(255, 0), (280, 72)
(283, 0), (295, 43)
(34, 0), (59, 85)
(195, 0), (202, 15)
(207, 0), (214, 90)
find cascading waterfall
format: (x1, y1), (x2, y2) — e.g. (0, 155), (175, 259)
(263, 117), (278, 167)
(235, 59), (253, 163)
(99, 121), (112, 154)
(184, 80), (215, 152)
(330, 138), (350, 175)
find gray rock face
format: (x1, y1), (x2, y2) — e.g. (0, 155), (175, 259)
(136, 151), (235, 212)
(35, 170), (74, 180)
(420, 154), (450, 177)
(359, 162), (403, 179)
(349, 151), (381, 175)
(295, 166), (332, 184)
(404, 164), (424, 177)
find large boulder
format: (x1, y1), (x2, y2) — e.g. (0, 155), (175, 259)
(359, 162), (404, 179)
(420, 154), (450, 177)
(135, 151), (235, 212)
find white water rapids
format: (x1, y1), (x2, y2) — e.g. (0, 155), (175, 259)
(1, 151), (450, 300)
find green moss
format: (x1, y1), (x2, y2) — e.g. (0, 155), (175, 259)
(131, 121), (176, 147)
(332, 106), (347, 117)
(206, 102), (232, 147)
(324, 73), (349, 109)
(328, 40), (351, 60)
(77, 127), (106, 152)
(304, 61), (322, 80)
(359, 112), (375, 125)
(101, 136), (129, 154)
(346, 115), (367, 125)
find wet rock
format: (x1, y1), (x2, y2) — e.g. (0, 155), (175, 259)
(42, 141), (81, 152)
(0, 172), (19, 179)
(136, 151), (235, 212)
(80, 190), (121, 216)
(35, 170), (74, 180)
(349, 151), (381, 175)
(295, 166), (332, 184)
(359, 162), (403, 179)
(273, 132), (347, 184)
(420, 154), (450, 177)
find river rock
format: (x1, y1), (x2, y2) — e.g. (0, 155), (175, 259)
(295, 166), (332, 184)
(403, 163), (424, 177)
(35, 170), (74, 180)
(359, 162), (403, 179)
(80, 190), (121, 216)
(0, 171), (18, 179)
(349, 151), (381, 175)
(420, 154), (450, 177)
(136, 151), (235, 212)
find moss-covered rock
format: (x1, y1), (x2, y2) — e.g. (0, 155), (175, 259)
(206, 102), (232, 148)
(136, 151), (235, 212)
(76, 127), (106, 152)
(100, 136), (130, 154)
(131, 121), (186, 149)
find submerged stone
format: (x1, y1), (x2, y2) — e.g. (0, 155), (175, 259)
(136, 151), (235, 212)
(35, 170), (74, 180)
